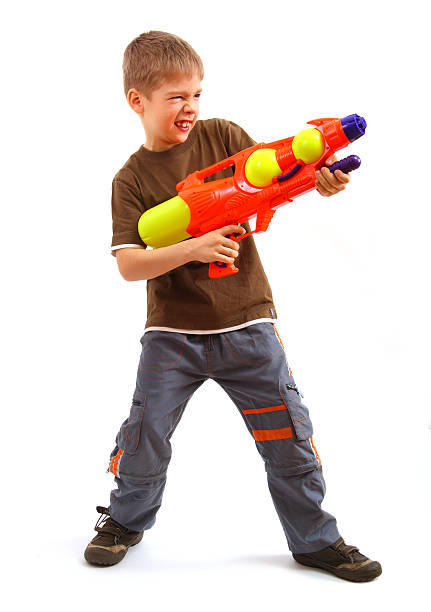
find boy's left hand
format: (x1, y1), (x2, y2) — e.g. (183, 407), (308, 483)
(315, 155), (350, 197)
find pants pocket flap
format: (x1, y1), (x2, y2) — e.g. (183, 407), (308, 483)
(117, 397), (146, 454)
(279, 381), (313, 441)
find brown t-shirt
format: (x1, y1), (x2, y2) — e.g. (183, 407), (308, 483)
(111, 118), (277, 330)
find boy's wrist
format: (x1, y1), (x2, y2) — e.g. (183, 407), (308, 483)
(180, 238), (196, 264)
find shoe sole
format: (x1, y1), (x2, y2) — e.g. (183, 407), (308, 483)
(84, 533), (144, 567)
(293, 555), (382, 582)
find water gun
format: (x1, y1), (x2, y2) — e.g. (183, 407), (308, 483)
(138, 114), (367, 278)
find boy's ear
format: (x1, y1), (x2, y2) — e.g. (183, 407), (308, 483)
(127, 88), (145, 115)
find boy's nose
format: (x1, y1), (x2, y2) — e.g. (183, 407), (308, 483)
(184, 99), (198, 114)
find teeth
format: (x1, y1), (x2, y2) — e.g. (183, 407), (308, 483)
(177, 121), (190, 127)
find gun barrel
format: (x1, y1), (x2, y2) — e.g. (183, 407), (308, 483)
(341, 114), (367, 142)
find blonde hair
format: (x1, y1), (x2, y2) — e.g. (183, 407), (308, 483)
(123, 31), (204, 98)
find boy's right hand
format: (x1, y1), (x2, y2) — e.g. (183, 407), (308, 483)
(189, 225), (246, 264)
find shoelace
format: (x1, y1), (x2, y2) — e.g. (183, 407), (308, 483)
(94, 506), (129, 541)
(332, 537), (360, 561)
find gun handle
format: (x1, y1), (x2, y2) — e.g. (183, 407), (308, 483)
(209, 261), (239, 279)
(327, 155), (361, 174)
(208, 233), (240, 278)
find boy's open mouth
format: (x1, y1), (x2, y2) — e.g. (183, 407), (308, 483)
(175, 121), (192, 133)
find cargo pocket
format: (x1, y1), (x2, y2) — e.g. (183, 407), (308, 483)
(279, 380), (313, 441)
(117, 397), (146, 455)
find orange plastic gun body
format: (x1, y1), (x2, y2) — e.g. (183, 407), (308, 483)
(137, 115), (366, 278)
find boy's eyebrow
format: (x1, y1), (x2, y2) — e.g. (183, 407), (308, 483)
(165, 88), (202, 96)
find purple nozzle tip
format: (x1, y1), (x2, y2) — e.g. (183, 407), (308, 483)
(341, 114), (367, 142)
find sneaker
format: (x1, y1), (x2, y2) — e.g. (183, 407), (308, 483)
(84, 506), (144, 566)
(292, 536), (382, 582)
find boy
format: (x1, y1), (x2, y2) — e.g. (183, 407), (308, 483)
(84, 31), (381, 582)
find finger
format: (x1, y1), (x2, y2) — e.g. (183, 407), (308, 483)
(325, 154), (338, 165)
(316, 178), (345, 196)
(321, 166), (339, 184)
(334, 169), (351, 183)
(220, 240), (239, 256)
(316, 184), (333, 197)
(320, 167), (347, 191)
(220, 245), (239, 258)
(215, 254), (236, 264)
(316, 169), (339, 194)
(219, 224), (246, 236)
(223, 238), (240, 250)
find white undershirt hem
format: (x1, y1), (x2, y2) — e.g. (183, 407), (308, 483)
(143, 318), (276, 335)
(111, 244), (144, 252)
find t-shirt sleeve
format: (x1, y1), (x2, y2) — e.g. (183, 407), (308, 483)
(111, 177), (147, 255)
(224, 120), (257, 156)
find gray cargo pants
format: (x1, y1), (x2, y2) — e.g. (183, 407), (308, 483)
(108, 322), (340, 553)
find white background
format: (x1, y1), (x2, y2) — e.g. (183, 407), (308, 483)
(1, 0), (429, 609)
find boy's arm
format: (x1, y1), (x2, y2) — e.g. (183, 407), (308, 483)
(116, 243), (191, 281)
(116, 225), (245, 281)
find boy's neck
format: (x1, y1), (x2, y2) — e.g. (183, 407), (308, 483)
(142, 123), (197, 152)
(143, 141), (176, 152)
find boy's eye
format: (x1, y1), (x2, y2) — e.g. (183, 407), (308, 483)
(169, 93), (201, 101)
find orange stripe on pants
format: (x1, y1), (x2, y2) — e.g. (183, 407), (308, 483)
(310, 436), (322, 466)
(243, 404), (286, 415)
(252, 427), (293, 442)
(273, 325), (285, 348)
(110, 449), (123, 477)
(273, 325), (293, 376)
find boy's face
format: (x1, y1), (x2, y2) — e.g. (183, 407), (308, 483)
(136, 73), (202, 152)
